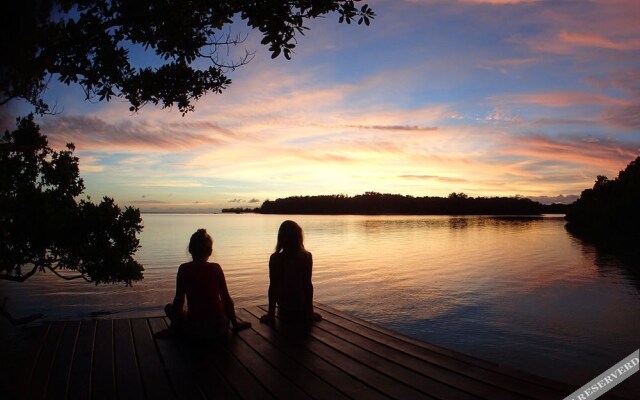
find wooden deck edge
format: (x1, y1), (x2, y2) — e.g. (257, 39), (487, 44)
(312, 303), (637, 400)
(18, 302), (636, 400)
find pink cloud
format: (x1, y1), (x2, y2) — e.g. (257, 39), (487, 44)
(558, 31), (640, 51)
(603, 105), (640, 131)
(346, 124), (438, 132)
(460, 0), (540, 3)
(405, 0), (541, 4)
(491, 89), (639, 130)
(476, 57), (541, 74)
(501, 134), (639, 172)
(587, 69), (640, 98)
(504, 1), (640, 56)
(41, 115), (232, 152)
(400, 175), (469, 183)
(493, 91), (630, 108)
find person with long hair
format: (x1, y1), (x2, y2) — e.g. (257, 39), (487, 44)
(164, 229), (250, 338)
(260, 220), (322, 324)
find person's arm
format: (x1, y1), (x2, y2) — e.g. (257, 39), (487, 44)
(261, 254), (279, 323)
(172, 266), (186, 312)
(305, 252), (314, 315)
(305, 252), (322, 322)
(217, 265), (238, 325)
(268, 254), (280, 316)
(217, 264), (251, 332)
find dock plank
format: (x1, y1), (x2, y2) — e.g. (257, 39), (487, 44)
(14, 322), (49, 400)
(164, 316), (239, 400)
(148, 317), (206, 400)
(209, 336), (275, 400)
(315, 303), (498, 368)
(92, 319), (117, 400)
(314, 305), (544, 399)
(67, 320), (96, 400)
(280, 322), (432, 399)
(315, 303), (575, 393)
(311, 317), (482, 400)
(315, 303), (569, 399)
(131, 318), (175, 400)
(243, 307), (389, 400)
(236, 309), (351, 400)
(25, 321), (64, 400)
(114, 318), (145, 400)
(225, 324), (312, 400)
(255, 307), (426, 400)
(46, 320), (80, 400)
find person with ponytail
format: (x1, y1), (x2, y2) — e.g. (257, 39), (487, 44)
(260, 220), (322, 324)
(164, 229), (250, 338)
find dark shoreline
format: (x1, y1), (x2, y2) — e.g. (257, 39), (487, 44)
(224, 192), (571, 216)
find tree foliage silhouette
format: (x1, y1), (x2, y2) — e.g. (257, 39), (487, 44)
(0, 0), (375, 114)
(0, 115), (144, 285)
(565, 156), (640, 239)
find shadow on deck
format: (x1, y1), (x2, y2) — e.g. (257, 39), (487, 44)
(5, 303), (634, 399)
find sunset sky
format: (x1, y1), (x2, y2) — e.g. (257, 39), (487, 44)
(3, 0), (640, 212)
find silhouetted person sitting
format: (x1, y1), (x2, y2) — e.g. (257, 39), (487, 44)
(260, 220), (322, 324)
(164, 229), (250, 339)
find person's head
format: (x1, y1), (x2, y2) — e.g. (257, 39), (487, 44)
(189, 228), (213, 261)
(276, 220), (305, 253)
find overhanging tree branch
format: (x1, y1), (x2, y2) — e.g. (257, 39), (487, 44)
(0, 1), (375, 114)
(1, 297), (43, 325)
(45, 265), (92, 282)
(0, 264), (38, 282)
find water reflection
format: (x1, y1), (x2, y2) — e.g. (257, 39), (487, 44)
(355, 215), (547, 234)
(448, 217), (469, 229)
(566, 228), (640, 292)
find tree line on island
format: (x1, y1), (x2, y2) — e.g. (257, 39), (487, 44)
(223, 192), (570, 215)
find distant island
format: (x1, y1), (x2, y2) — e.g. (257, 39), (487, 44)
(221, 207), (258, 214)
(223, 192), (569, 215)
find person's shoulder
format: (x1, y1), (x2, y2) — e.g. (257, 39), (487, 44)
(178, 261), (192, 271)
(291, 250), (312, 263)
(207, 262), (223, 272)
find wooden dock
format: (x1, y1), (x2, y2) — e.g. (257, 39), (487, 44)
(6, 303), (631, 399)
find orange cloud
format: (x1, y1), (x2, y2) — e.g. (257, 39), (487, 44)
(77, 155), (105, 173)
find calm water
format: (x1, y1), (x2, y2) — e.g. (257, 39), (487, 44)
(2, 213), (639, 389)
